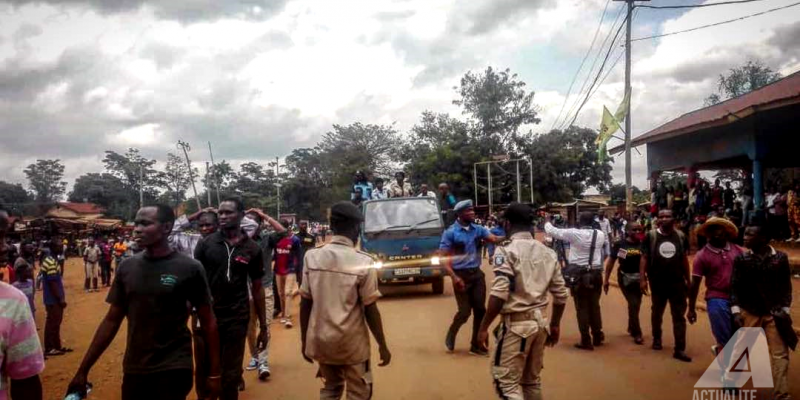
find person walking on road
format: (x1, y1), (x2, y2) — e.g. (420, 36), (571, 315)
(42, 246), (71, 357)
(603, 221), (646, 345)
(731, 222), (796, 400)
(439, 200), (505, 355)
(595, 211), (612, 259)
(640, 209), (693, 362)
(83, 238), (100, 292)
(477, 203), (569, 400)
(67, 205), (221, 400)
(194, 197), (268, 400)
(274, 220), (302, 328)
(545, 211), (606, 350)
(687, 217), (743, 360)
(300, 202), (391, 400)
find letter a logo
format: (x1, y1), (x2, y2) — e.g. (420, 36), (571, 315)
(695, 328), (773, 388)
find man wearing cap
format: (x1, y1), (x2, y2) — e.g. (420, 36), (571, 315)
(300, 202), (391, 400)
(688, 217), (743, 362)
(388, 172), (413, 198)
(477, 204), (569, 400)
(440, 199), (505, 355)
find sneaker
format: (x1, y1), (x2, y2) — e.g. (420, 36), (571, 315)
(785, 238), (794, 243)
(285, 319), (293, 328)
(246, 357), (259, 371)
(280, 318), (287, 325)
(469, 346), (489, 357)
(652, 340), (663, 351)
(574, 342), (594, 351)
(445, 335), (455, 353)
(633, 336), (644, 345)
(258, 362), (271, 381)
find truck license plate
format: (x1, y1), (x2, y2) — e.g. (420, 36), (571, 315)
(393, 267), (420, 276)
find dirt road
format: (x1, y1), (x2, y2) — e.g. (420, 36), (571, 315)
(41, 257), (800, 400)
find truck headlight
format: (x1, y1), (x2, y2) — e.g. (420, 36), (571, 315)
(372, 261), (383, 269)
(430, 256), (441, 266)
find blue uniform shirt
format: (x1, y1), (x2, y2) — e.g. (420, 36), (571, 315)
(439, 222), (490, 270)
(487, 226), (506, 258)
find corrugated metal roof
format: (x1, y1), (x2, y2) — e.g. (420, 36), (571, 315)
(611, 70), (800, 153)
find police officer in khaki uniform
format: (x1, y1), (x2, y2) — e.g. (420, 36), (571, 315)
(299, 202), (391, 400)
(478, 203), (570, 400)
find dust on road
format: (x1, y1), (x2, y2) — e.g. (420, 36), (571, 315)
(40, 257), (800, 400)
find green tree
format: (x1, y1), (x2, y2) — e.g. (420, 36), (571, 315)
(283, 148), (330, 220)
(102, 148), (163, 218)
(160, 152), (198, 207)
(606, 183), (649, 205)
(0, 181), (32, 213)
(69, 173), (130, 219)
(454, 66), (540, 151)
(317, 122), (400, 182)
(515, 127), (613, 203)
(704, 60), (782, 105)
(23, 159), (67, 203)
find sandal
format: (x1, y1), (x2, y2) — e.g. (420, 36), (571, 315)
(46, 349), (65, 356)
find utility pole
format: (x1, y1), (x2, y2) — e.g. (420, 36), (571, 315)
(516, 160), (521, 203)
(205, 162), (212, 207)
(615, 0), (646, 212)
(275, 157), (281, 219)
(139, 163), (144, 209)
(208, 141), (221, 206)
(177, 140), (202, 211)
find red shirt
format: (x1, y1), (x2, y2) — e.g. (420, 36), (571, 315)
(692, 243), (744, 300)
(274, 235), (297, 276)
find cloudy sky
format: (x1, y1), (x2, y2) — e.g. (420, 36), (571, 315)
(1, 0), (799, 195)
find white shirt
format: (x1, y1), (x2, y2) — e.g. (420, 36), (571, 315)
(417, 191), (436, 198)
(371, 188), (389, 200)
(544, 222), (607, 269)
(595, 218), (611, 238)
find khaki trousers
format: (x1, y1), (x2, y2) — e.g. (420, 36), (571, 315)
(318, 361), (373, 400)
(740, 310), (791, 400)
(491, 320), (548, 400)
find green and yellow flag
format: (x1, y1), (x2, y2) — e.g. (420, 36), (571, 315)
(597, 90), (630, 162)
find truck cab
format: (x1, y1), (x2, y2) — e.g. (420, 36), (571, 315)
(360, 197), (446, 294)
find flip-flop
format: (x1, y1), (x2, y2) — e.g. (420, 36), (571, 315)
(46, 349), (65, 356)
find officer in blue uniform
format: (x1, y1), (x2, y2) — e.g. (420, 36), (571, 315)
(439, 200), (505, 355)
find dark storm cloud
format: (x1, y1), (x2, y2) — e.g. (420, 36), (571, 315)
(768, 21), (800, 55)
(5, 0), (288, 23)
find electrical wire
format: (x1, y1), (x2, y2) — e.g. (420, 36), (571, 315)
(557, 4), (626, 131)
(563, 12), (629, 129)
(550, 0), (612, 132)
(635, 0), (769, 9)
(632, 0), (800, 41)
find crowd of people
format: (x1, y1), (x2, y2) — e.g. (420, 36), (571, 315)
(0, 170), (796, 400)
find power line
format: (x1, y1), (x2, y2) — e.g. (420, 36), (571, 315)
(550, 0), (612, 132)
(557, 4), (626, 131)
(563, 12), (629, 129)
(635, 0), (769, 9)
(632, 0), (800, 41)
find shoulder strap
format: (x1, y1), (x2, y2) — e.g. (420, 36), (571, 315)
(649, 230), (658, 263)
(588, 229), (597, 268)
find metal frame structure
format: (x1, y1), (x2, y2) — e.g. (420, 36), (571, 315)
(472, 157), (534, 210)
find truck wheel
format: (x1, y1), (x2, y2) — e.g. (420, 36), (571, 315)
(432, 277), (445, 295)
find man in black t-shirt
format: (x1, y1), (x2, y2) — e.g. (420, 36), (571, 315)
(194, 197), (268, 400)
(67, 205), (220, 400)
(640, 209), (692, 363)
(603, 221), (645, 345)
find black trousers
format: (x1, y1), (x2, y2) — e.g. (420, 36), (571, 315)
(618, 272), (643, 337)
(192, 320), (210, 399)
(100, 260), (112, 286)
(272, 278), (282, 315)
(218, 320), (248, 400)
(651, 284), (688, 351)
(44, 303), (64, 351)
(572, 269), (604, 343)
(448, 268), (486, 347)
(122, 369), (193, 400)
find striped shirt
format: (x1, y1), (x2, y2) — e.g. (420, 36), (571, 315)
(0, 282), (45, 399)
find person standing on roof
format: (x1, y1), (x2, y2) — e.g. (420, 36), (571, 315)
(388, 172), (413, 198)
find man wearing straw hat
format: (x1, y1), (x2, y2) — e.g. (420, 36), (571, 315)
(687, 217), (743, 359)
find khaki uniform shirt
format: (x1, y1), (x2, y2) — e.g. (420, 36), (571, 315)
(84, 246), (101, 263)
(300, 235), (381, 365)
(490, 232), (570, 315)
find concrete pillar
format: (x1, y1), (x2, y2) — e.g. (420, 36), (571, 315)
(753, 159), (764, 211)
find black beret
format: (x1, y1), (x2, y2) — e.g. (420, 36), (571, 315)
(330, 201), (364, 222)
(503, 203), (533, 225)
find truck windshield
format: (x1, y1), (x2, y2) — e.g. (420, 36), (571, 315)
(364, 199), (442, 233)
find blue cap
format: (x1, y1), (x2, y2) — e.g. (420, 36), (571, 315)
(454, 199), (473, 213)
